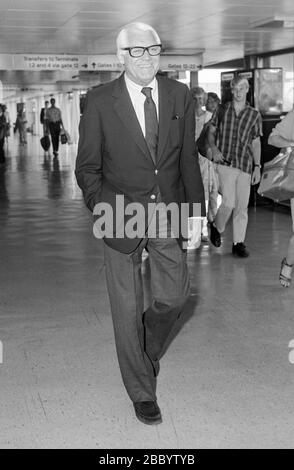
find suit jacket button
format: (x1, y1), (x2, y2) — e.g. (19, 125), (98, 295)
(150, 194), (156, 200)
(155, 169), (158, 175)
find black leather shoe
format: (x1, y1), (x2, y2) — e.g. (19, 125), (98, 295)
(134, 401), (162, 425)
(209, 222), (221, 247)
(232, 242), (249, 258)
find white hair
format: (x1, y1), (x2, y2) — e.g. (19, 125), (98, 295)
(116, 22), (161, 55)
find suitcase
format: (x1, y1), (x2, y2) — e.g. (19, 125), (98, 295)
(258, 149), (294, 202)
(40, 135), (50, 151)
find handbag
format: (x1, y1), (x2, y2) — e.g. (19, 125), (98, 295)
(60, 131), (67, 144)
(196, 104), (226, 158)
(64, 130), (72, 144)
(258, 148), (294, 202)
(196, 121), (210, 157)
(40, 135), (50, 151)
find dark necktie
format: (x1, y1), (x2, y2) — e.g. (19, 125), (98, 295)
(141, 87), (158, 164)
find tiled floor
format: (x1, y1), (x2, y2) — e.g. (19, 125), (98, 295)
(1, 134), (294, 448)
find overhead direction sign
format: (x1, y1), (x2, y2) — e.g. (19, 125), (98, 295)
(0, 54), (202, 72)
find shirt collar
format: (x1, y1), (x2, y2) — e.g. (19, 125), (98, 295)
(124, 74), (157, 95)
(230, 101), (250, 109)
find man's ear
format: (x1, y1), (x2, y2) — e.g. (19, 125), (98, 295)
(117, 51), (125, 65)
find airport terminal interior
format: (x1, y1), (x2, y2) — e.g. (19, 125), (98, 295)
(1, 0), (294, 449)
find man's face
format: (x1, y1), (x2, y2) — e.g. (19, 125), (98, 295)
(120, 29), (160, 86)
(232, 81), (249, 102)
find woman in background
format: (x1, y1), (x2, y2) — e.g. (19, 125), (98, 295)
(268, 110), (294, 287)
(191, 86), (219, 242)
(16, 108), (27, 144)
(0, 105), (7, 164)
(2, 104), (11, 142)
(206, 92), (221, 114)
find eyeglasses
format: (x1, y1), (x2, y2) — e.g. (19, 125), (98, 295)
(122, 44), (162, 58)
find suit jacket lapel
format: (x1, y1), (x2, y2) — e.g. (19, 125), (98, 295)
(112, 74), (152, 162)
(157, 76), (174, 164)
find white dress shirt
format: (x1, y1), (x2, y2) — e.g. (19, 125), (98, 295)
(124, 74), (159, 137)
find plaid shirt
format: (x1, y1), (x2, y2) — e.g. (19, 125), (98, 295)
(210, 102), (262, 174)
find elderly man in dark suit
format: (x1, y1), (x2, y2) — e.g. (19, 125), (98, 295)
(75, 22), (205, 425)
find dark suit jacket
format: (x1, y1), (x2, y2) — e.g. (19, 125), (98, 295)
(40, 108), (45, 124)
(75, 73), (205, 253)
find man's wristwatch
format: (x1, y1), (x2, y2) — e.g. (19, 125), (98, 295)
(254, 163), (261, 168)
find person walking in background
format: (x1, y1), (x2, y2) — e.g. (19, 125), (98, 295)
(207, 76), (262, 257)
(40, 101), (50, 137)
(16, 107), (27, 145)
(206, 92), (221, 114)
(47, 98), (64, 157)
(268, 110), (294, 287)
(191, 86), (218, 243)
(0, 105), (7, 164)
(75, 22), (205, 425)
(1, 104), (11, 143)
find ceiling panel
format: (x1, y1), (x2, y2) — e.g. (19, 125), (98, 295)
(0, 10), (71, 20)
(0, 0), (294, 65)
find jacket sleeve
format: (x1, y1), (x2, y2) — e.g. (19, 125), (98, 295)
(179, 86), (206, 217)
(75, 90), (104, 212)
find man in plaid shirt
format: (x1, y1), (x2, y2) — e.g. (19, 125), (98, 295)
(207, 76), (262, 257)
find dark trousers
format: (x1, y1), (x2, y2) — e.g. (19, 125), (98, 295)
(49, 122), (61, 153)
(103, 235), (190, 403)
(0, 138), (5, 163)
